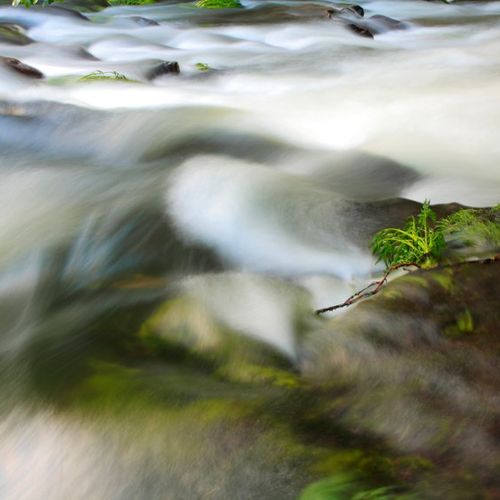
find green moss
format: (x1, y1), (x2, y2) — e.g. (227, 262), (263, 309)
(68, 361), (151, 410)
(79, 70), (132, 82)
(195, 62), (211, 71)
(439, 206), (500, 250)
(138, 295), (291, 369)
(456, 309), (474, 333)
(217, 363), (302, 388)
(444, 309), (474, 337)
(431, 269), (454, 291)
(380, 288), (404, 300)
(399, 275), (429, 288)
(299, 474), (401, 500)
(195, 0), (242, 8)
(108, 0), (155, 4)
(299, 474), (362, 500)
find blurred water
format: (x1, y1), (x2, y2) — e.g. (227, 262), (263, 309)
(0, 0), (499, 498)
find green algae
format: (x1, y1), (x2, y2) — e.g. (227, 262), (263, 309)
(195, 0), (242, 8)
(431, 268), (455, 291)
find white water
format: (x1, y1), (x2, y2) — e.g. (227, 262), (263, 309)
(0, 0), (498, 352)
(0, 1), (499, 497)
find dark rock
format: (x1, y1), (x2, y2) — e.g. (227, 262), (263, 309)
(327, 4), (364, 18)
(0, 24), (33, 45)
(302, 258), (500, 489)
(339, 199), (467, 248)
(32, 5), (89, 21)
(347, 23), (374, 38)
(1, 57), (44, 79)
(336, 11), (407, 38)
(130, 16), (160, 27)
(369, 14), (407, 32)
(59, 0), (109, 12)
(146, 61), (180, 80)
(346, 4), (364, 16)
(74, 47), (100, 61)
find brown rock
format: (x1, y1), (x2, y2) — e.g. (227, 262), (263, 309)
(1, 57), (44, 79)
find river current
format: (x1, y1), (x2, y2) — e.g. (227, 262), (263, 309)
(0, 0), (499, 498)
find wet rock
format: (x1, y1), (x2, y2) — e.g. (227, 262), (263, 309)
(74, 47), (100, 61)
(369, 14), (407, 33)
(339, 199), (465, 249)
(146, 61), (180, 80)
(348, 15), (408, 38)
(130, 16), (160, 27)
(59, 0), (110, 12)
(32, 5), (90, 21)
(0, 57), (43, 79)
(0, 24), (32, 45)
(327, 4), (364, 18)
(301, 259), (500, 489)
(347, 23), (374, 38)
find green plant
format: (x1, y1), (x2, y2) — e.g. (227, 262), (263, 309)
(195, 62), (211, 71)
(438, 206), (500, 249)
(79, 70), (130, 82)
(108, 0), (155, 5)
(12, 0), (53, 6)
(371, 200), (445, 269)
(195, 0), (242, 8)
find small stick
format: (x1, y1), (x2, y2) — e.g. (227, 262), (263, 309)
(315, 262), (420, 315)
(315, 255), (499, 315)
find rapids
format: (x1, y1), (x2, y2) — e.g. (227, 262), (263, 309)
(0, 0), (499, 498)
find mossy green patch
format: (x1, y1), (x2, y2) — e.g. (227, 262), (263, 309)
(439, 206), (500, 250)
(195, 0), (242, 8)
(399, 275), (429, 288)
(431, 269), (454, 291)
(380, 288), (404, 300)
(299, 474), (401, 500)
(138, 294), (291, 370)
(444, 309), (474, 337)
(108, 0), (154, 5)
(79, 70), (134, 82)
(195, 62), (211, 71)
(456, 309), (474, 333)
(217, 363), (302, 388)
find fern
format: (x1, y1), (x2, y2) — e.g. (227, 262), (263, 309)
(371, 200), (445, 269)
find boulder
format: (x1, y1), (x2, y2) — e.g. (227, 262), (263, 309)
(146, 61), (180, 80)
(0, 57), (43, 79)
(0, 24), (32, 45)
(301, 258), (500, 491)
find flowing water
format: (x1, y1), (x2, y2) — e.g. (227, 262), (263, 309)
(0, 0), (500, 498)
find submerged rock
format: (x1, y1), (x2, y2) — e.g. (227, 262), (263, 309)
(58, 0), (110, 12)
(327, 4), (364, 18)
(32, 4), (90, 21)
(349, 15), (408, 37)
(347, 23), (374, 38)
(146, 61), (180, 80)
(327, 4), (408, 39)
(130, 15), (160, 26)
(0, 24), (32, 45)
(0, 57), (43, 79)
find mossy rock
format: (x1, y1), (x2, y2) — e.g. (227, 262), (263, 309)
(300, 259), (500, 495)
(0, 24), (32, 45)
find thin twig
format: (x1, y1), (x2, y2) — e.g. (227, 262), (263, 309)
(315, 255), (499, 315)
(315, 262), (419, 315)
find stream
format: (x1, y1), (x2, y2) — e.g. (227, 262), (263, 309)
(0, 0), (499, 498)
